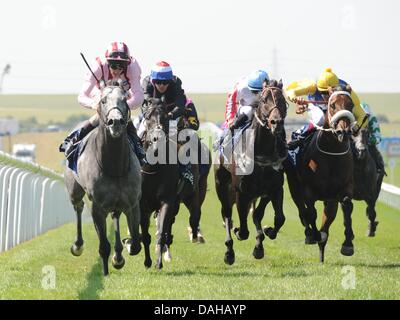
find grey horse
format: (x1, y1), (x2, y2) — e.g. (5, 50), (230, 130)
(65, 82), (142, 276)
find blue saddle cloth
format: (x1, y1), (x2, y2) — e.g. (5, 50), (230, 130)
(66, 134), (137, 174)
(66, 139), (88, 174)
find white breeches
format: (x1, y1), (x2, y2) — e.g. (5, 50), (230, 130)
(237, 105), (254, 120)
(307, 104), (325, 126)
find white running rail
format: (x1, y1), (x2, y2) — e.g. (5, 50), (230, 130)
(379, 182), (400, 210)
(0, 151), (74, 252)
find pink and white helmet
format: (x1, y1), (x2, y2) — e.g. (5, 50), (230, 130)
(105, 42), (131, 63)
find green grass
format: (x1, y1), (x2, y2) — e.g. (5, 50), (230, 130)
(0, 171), (399, 300)
(0, 94), (399, 299)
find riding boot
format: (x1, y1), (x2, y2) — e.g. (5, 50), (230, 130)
(59, 121), (95, 157)
(127, 121), (147, 165)
(369, 144), (386, 175)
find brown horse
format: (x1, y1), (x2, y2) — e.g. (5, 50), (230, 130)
(285, 85), (356, 262)
(138, 98), (207, 269)
(214, 80), (288, 265)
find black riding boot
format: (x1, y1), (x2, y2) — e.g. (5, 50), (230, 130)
(59, 121), (95, 157)
(369, 144), (386, 175)
(127, 121), (147, 166)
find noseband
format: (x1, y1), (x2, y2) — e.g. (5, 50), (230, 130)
(98, 87), (130, 128)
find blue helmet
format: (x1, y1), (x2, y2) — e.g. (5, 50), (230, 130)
(247, 70), (269, 91)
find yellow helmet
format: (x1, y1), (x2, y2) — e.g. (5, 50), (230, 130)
(317, 68), (339, 92)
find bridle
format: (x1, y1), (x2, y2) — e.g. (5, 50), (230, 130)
(315, 91), (355, 156)
(254, 86), (287, 129)
(98, 86), (130, 128)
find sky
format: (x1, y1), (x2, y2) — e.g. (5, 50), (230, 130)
(0, 0), (399, 94)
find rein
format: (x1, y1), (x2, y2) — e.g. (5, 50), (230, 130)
(256, 86), (287, 128)
(315, 130), (350, 156)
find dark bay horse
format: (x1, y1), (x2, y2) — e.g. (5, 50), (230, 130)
(65, 82), (142, 276)
(139, 98), (203, 269)
(214, 80), (288, 265)
(352, 127), (384, 236)
(285, 86), (356, 262)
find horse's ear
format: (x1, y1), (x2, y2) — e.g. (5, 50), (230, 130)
(278, 79), (283, 89)
(345, 84), (352, 93)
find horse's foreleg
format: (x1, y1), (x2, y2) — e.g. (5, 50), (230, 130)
(71, 200), (85, 256)
(140, 207), (152, 268)
(234, 193), (251, 241)
(305, 200), (321, 244)
(111, 211), (125, 270)
(92, 207), (111, 276)
(318, 201), (338, 263)
(366, 199), (378, 237)
(341, 197), (355, 257)
(215, 167), (235, 265)
(267, 187), (286, 240)
(125, 203), (142, 256)
(184, 195), (200, 243)
(155, 200), (174, 270)
(252, 197), (268, 259)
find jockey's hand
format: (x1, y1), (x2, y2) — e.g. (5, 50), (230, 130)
(291, 97), (307, 105)
(295, 103), (307, 115)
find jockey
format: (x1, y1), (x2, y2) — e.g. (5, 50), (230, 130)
(141, 61), (186, 122)
(140, 61), (199, 186)
(360, 102), (385, 174)
(213, 70), (269, 150)
(285, 68), (369, 149)
(59, 41), (146, 164)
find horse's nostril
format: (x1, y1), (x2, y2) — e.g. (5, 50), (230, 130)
(107, 119), (114, 126)
(270, 120), (276, 125)
(153, 137), (157, 142)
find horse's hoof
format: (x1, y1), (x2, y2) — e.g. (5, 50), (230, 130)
(112, 255), (125, 270)
(144, 259), (152, 269)
(263, 227), (277, 240)
(253, 246), (264, 260)
(70, 244), (83, 256)
(224, 251), (235, 265)
(190, 234), (198, 244)
(124, 238), (141, 256)
(367, 221), (379, 237)
(340, 245), (354, 256)
(197, 234), (206, 244)
(305, 237), (317, 245)
(234, 227), (249, 241)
